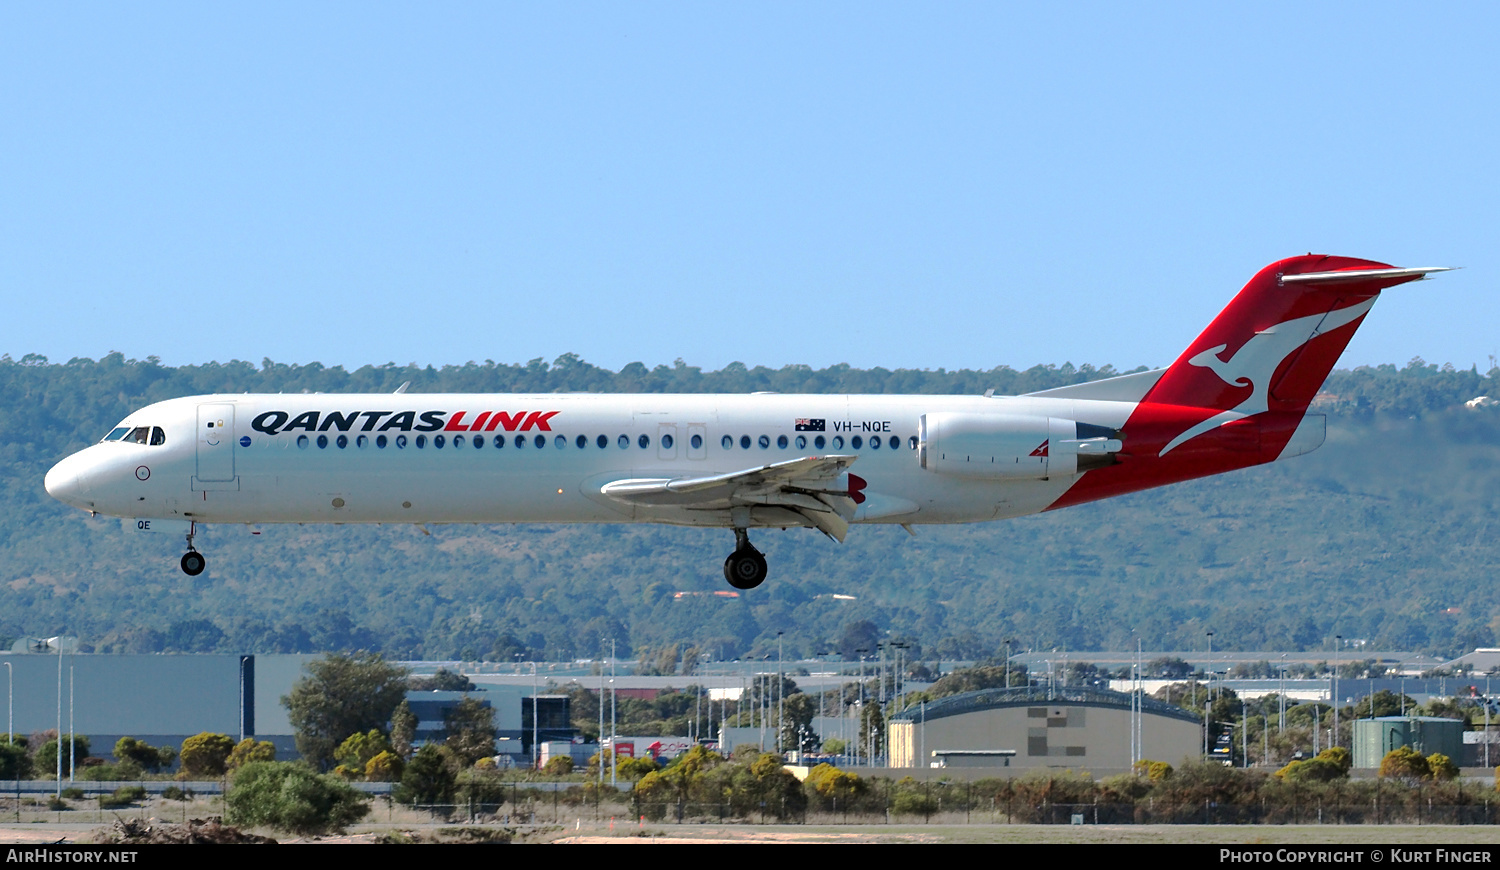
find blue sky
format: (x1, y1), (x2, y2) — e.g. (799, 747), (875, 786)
(3, 3), (1493, 375)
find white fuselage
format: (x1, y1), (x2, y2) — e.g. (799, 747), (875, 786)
(44, 391), (1141, 530)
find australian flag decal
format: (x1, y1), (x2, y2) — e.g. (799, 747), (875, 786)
(795, 418), (825, 432)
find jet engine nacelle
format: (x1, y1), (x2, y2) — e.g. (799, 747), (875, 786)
(918, 413), (1123, 480)
(918, 413), (1071, 479)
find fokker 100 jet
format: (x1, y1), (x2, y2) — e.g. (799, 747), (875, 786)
(46, 255), (1446, 589)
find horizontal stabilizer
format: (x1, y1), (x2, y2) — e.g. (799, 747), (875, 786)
(1279, 266), (1450, 285)
(1024, 368), (1165, 402)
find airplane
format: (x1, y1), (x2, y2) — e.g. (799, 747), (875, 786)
(44, 254), (1447, 590)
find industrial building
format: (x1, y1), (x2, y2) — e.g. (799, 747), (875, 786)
(887, 686), (1202, 770)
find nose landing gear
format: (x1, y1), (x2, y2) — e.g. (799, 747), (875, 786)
(179, 522), (205, 576)
(723, 528), (768, 590)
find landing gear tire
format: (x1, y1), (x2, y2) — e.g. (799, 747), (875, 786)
(180, 551), (205, 577)
(724, 547), (767, 590)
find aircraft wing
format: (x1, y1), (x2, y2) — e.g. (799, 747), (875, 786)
(599, 455), (863, 541)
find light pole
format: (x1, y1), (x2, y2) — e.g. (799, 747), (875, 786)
(777, 631), (784, 757)
(1333, 635), (1342, 749)
(1279, 654), (1287, 733)
(1206, 631), (1215, 702)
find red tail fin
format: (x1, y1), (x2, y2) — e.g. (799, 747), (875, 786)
(1048, 255), (1444, 511)
(1144, 254), (1431, 414)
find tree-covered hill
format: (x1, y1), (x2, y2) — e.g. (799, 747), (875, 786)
(4, 353), (1498, 662)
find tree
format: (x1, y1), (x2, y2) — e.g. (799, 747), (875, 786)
(113, 736), (176, 773)
(409, 668), (475, 692)
(282, 652), (410, 769)
(804, 762), (865, 808)
(780, 692), (818, 752)
(1133, 759), (1174, 782)
(365, 750), (404, 782)
(1351, 690), (1413, 719)
(0, 738), (29, 780)
(334, 730), (392, 778)
(180, 733), (235, 779)
(226, 738), (276, 771)
(1427, 752), (1459, 781)
(443, 697), (497, 765)
(836, 621), (881, 660)
(1147, 657), (1194, 679)
(1379, 746), (1431, 782)
(390, 700), (418, 759)
(225, 761), (369, 835)
(394, 744), (457, 806)
(34, 735), (90, 778)
(747, 752), (807, 820)
(927, 665), (1026, 698)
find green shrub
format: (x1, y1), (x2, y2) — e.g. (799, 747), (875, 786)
(98, 786), (146, 809)
(225, 761), (369, 835)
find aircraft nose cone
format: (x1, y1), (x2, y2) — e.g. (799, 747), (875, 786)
(45, 454), (92, 509)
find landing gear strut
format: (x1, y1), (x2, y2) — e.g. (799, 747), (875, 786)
(180, 522), (205, 577)
(723, 528), (767, 590)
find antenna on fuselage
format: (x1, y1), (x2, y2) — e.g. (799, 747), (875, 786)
(394, 381), (411, 394)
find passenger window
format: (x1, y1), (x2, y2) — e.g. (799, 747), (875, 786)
(597, 435), (608, 448)
(396, 435), (407, 449)
(576, 435), (588, 449)
(473, 435), (484, 449)
(662, 433), (674, 449)
(516, 435), (527, 448)
(638, 434), (650, 449)
(297, 435), (309, 450)
(416, 435), (427, 448)
(618, 435), (629, 448)
(740, 435), (751, 450)
(851, 436), (863, 449)
(150, 427), (166, 446)
(758, 435), (770, 449)
(336, 435), (348, 449)
(776, 435), (788, 449)
(554, 435), (565, 448)
(890, 436), (900, 450)
(376, 435), (388, 449)
(795, 435), (806, 449)
(722, 435), (733, 450)
(534, 434), (546, 449)
(691, 434), (703, 449)
(434, 435), (445, 449)
(494, 435), (505, 448)
(356, 435), (368, 449)
(454, 435), (465, 448)
(908, 436), (918, 449)
(317, 435), (329, 449)
(815, 435), (826, 450)
(832, 436), (844, 449)
(870, 436), (880, 450)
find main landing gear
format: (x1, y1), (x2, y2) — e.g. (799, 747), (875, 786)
(723, 528), (767, 590)
(180, 522), (205, 577)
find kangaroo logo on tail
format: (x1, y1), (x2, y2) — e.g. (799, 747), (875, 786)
(1159, 296), (1377, 456)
